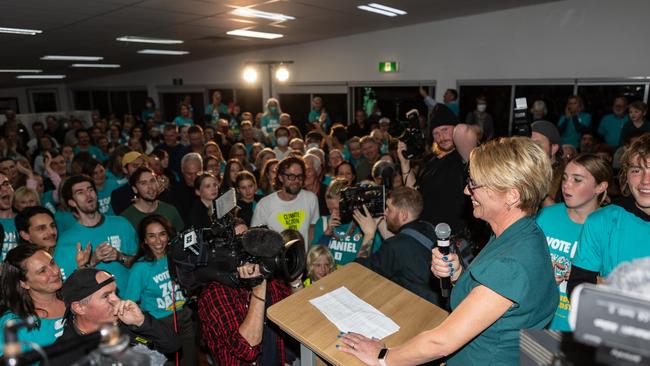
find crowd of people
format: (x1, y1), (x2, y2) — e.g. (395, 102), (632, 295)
(0, 88), (647, 365)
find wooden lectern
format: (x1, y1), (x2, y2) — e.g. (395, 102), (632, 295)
(268, 263), (448, 366)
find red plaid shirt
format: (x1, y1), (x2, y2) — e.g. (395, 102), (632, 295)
(198, 279), (291, 365)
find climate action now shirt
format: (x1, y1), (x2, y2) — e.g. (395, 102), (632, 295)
(54, 215), (138, 292)
(0, 312), (64, 355)
(251, 190), (319, 250)
(123, 256), (186, 319)
(536, 203), (583, 331)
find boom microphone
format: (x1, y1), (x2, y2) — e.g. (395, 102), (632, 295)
(435, 223), (452, 298)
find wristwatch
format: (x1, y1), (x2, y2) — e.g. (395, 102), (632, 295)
(378, 348), (389, 366)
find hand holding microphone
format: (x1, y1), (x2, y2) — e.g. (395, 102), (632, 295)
(433, 223), (460, 298)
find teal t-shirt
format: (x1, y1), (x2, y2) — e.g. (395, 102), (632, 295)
(54, 215), (138, 292)
(123, 257), (186, 319)
(536, 203), (583, 331)
(308, 109), (331, 132)
(311, 217), (382, 266)
(97, 179), (121, 216)
(261, 114), (280, 137)
(173, 116), (194, 127)
(42, 190), (57, 214)
(0, 312), (64, 355)
(205, 103), (229, 125)
(73, 145), (105, 161)
(447, 216), (558, 366)
(558, 112), (592, 148)
(54, 211), (77, 233)
(572, 203), (650, 277)
(598, 113), (628, 147)
(0, 217), (18, 261)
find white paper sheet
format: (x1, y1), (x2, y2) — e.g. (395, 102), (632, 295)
(309, 286), (400, 339)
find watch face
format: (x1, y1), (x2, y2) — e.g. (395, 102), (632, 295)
(378, 348), (388, 359)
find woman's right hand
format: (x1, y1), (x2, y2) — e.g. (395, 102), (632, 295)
(431, 247), (462, 282)
(397, 140), (409, 164)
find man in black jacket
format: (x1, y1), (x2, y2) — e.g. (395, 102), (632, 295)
(356, 186), (442, 306)
(50, 268), (180, 365)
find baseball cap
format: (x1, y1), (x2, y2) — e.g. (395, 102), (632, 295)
(62, 268), (115, 307)
(121, 151), (142, 168)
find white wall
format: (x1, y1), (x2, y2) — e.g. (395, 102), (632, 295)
(4, 0), (650, 109)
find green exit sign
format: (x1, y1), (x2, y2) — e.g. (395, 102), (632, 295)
(379, 61), (398, 73)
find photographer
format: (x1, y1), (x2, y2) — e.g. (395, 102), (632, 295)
(197, 228), (297, 366)
(356, 186), (442, 306)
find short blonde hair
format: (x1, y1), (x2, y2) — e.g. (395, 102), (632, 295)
(469, 137), (551, 215)
(306, 245), (335, 280)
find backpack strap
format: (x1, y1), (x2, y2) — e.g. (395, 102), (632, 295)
(401, 227), (435, 251)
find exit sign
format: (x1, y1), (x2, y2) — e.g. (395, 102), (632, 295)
(379, 61), (399, 73)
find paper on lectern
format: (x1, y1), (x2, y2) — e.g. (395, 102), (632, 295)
(309, 286), (400, 339)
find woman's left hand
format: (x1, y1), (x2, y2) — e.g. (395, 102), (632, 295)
(338, 332), (384, 366)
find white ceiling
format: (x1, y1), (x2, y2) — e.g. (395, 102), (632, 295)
(0, 0), (559, 87)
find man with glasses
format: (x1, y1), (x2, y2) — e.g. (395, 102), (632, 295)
(252, 156), (319, 247)
(121, 166), (184, 232)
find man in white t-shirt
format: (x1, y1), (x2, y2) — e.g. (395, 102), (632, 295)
(251, 156), (319, 247)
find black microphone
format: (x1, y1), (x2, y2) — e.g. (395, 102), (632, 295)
(435, 223), (452, 298)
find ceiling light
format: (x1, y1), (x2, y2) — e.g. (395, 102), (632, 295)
(243, 67), (258, 83)
(367, 3), (407, 15)
(137, 49), (189, 55)
(71, 63), (121, 68)
(16, 75), (66, 79)
(232, 8), (295, 22)
(41, 55), (103, 61)
(227, 29), (283, 40)
(0, 69), (42, 73)
(275, 66), (289, 82)
(116, 36), (183, 44)
(0, 27), (42, 35)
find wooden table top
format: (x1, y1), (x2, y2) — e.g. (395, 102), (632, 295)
(268, 262), (449, 366)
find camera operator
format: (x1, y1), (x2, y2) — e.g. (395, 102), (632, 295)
(50, 268), (180, 365)
(356, 186), (442, 306)
(197, 229), (297, 366)
(400, 105), (477, 236)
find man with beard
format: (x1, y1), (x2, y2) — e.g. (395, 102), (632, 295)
(0, 172), (17, 261)
(54, 175), (138, 292)
(401, 104), (470, 236)
(120, 167), (184, 232)
(251, 156), (319, 246)
(356, 186), (441, 305)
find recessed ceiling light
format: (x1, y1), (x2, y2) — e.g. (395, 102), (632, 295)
(0, 27), (42, 35)
(0, 69), (43, 73)
(137, 49), (189, 55)
(227, 29), (283, 40)
(17, 75), (66, 79)
(232, 8), (295, 22)
(41, 55), (103, 61)
(116, 36), (183, 44)
(367, 3), (407, 15)
(358, 3), (407, 17)
(71, 63), (121, 68)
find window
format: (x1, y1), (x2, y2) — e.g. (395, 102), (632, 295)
(73, 91), (92, 110)
(110, 91), (129, 119)
(459, 85), (512, 137)
(577, 84), (645, 130)
(160, 92), (204, 123)
(91, 91), (110, 117)
(235, 88), (263, 117)
(28, 89), (59, 113)
(73, 89), (147, 120)
(279, 93), (311, 124)
(0, 97), (19, 114)
(352, 85), (434, 126)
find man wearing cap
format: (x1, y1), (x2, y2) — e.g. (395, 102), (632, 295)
(531, 120), (565, 207)
(401, 104), (471, 236)
(54, 175), (138, 292)
(50, 268), (180, 365)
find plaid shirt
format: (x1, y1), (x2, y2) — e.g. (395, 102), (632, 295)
(198, 279), (291, 366)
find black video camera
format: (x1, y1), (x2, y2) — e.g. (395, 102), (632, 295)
(512, 97), (532, 137)
(168, 189), (305, 292)
(389, 109), (426, 160)
(339, 184), (385, 224)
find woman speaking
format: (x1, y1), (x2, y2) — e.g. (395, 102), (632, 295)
(340, 137), (559, 365)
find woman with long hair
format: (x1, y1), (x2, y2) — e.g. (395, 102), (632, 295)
(187, 172), (220, 229)
(257, 158), (279, 196)
(536, 153), (611, 331)
(222, 158), (245, 193)
(0, 245), (66, 352)
(123, 214), (196, 366)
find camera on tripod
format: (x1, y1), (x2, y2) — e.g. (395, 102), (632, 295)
(512, 97), (532, 137)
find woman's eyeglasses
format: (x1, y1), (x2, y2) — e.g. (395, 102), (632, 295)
(467, 177), (484, 195)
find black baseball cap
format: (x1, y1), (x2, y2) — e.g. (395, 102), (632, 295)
(62, 268), (115, 307)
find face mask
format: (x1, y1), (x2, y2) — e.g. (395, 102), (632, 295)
(307, 143), (319, 150)
(477, 104), (487, 112)
(277, 136), (289, 146)
(269, 106), (278, 113)
(146, 103), (152, 109)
